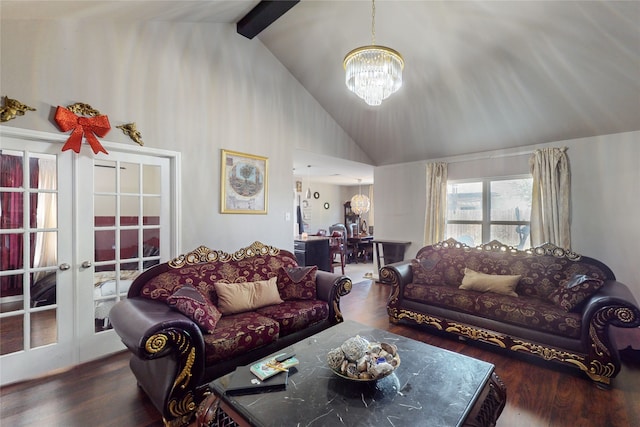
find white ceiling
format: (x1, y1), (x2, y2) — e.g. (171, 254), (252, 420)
(3, 1), (639, 185)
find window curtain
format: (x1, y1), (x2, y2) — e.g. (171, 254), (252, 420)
(367, 184), (374, 231)
(1, 155), (39, 295)
(529, 147), (571, 248)
(423, 162), (448, 246)
(33, 158), (57, 283)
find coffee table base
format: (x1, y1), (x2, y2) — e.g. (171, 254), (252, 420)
(194, 371), (506, 427)
(463, 372), (507, 427)
(194, 321), (507, 427)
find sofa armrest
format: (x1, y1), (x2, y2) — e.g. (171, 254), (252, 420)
(315, 270), (352, 323)
(578, 280), (640, 382)
(381, 260), (413, 286)
(381, 260), (413, 320)
(110, 297), (206, 424)
(581, 280), (640, 337)
(111, 297), (204, 358)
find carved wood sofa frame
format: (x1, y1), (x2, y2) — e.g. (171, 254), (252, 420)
(111, 242), (352, 426)
(382, 239), (640, 387)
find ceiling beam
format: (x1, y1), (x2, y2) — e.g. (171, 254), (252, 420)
(237, 0), (299, 39)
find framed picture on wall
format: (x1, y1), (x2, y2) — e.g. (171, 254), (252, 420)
(220, 149), (268, 214)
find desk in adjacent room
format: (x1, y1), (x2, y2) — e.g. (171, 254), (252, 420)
(372, 239), (411, 283)
(293, 236), (331, 272)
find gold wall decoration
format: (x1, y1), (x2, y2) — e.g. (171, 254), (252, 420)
(116, 122), (144, 146)
(0, 96), (36, 122)
(67, 102), (101, 116)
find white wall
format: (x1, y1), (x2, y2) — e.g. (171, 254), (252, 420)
(3, 18), (637, 304)
(293, 181), (344, 234)
(374, 131), (640, 306)
(0, 19), (369, 254)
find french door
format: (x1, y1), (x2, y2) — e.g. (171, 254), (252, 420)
(0, 135), (74, 385)
(0, 127), (179, 385)
(76, 151), (171, 359)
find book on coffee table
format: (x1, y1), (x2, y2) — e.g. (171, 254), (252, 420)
(226, 365), (288, 396)
(249, 353), (299, 380)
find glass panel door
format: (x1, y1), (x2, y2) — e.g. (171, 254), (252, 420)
(77, 151), (169, 361)
(0, 138), (73, 385)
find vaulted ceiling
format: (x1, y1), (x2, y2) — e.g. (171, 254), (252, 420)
(3, 1), (639, 184)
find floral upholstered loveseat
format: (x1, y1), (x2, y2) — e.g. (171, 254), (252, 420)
(110, 242), (352, 427)
(382, 239), (640, 387)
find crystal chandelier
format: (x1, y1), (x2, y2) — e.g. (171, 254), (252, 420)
(343, 0), (404, 106)
(351, 179), (370, 215)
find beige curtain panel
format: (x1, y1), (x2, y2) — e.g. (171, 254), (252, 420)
(424, 162), (448, 246)
(529, 147), (571, 249)
(368, 184), (374, 228)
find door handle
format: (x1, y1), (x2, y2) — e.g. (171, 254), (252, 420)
(59, 263), (71, 271)
(81, 261), (93, 268)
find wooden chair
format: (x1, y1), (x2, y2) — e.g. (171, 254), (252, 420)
(329, 231), (346, 275)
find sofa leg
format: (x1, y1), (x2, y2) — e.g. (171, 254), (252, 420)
(580, 364), (613, 388)
(163, 413), (193, 427)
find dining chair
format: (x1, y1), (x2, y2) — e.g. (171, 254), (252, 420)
(329, 231), (346, 275)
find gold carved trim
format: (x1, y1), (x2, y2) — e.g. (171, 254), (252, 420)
(67, 102), (101, 116)
(168, 241), (280, 268)
(168, 392), (196, 420)
(175, 347), (196, 390)
(590, 306), (639, 359)
(584, 360), (614, 384)
(146, 333), (169, 354)
(446, 323), (507, 348)
(232, 241), (280, 260)
(169, 246), (227, 267)
(525, 242), (581, 261)
(509, 339), (612, 384)
(511, 339), (584, 363)
(164, 407), (194, 427)
(145, 330), (199, 422)
(433, 238), (474, 251)
(332, 278), (352, 323)
(394, 309), (444, 330)
(431, 238), (582, 261)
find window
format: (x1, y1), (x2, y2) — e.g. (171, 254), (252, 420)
(446, 176), (532, 249)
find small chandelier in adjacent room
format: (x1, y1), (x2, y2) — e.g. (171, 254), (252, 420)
(343, 0), (404, 106)
(350, 179), (370, 215)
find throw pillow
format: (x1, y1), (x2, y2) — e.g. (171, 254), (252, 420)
(214, 277), (284, 315)
(459, 268), (521, 297)
(547, 274), (604, 312)
(277, 266), (318, 300)
(167, 284), (222, 334)
(411, 258), (442, 285)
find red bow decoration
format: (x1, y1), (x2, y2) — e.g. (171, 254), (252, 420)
(55, 106), (110, 154)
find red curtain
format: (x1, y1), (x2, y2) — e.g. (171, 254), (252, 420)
(1, 155), (39, 297)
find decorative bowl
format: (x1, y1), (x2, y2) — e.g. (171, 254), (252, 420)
(327, 336), (400, 382)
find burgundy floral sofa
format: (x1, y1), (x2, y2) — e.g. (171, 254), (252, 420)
(382, 238), (640, 387)
(110, 242), (352, 427)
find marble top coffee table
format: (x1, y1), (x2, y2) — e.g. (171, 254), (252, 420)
(203, 320), (506, 427)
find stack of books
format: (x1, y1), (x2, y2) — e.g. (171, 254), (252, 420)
(225, 353), (299, 396)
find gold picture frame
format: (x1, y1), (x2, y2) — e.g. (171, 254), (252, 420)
(220, 149), (268, 214)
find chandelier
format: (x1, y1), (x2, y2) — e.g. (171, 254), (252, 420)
(350, 179), (370, 215)
(343, 0), (404, 106)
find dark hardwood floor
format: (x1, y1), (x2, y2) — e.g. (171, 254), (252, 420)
(1, 277), (639, 426)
